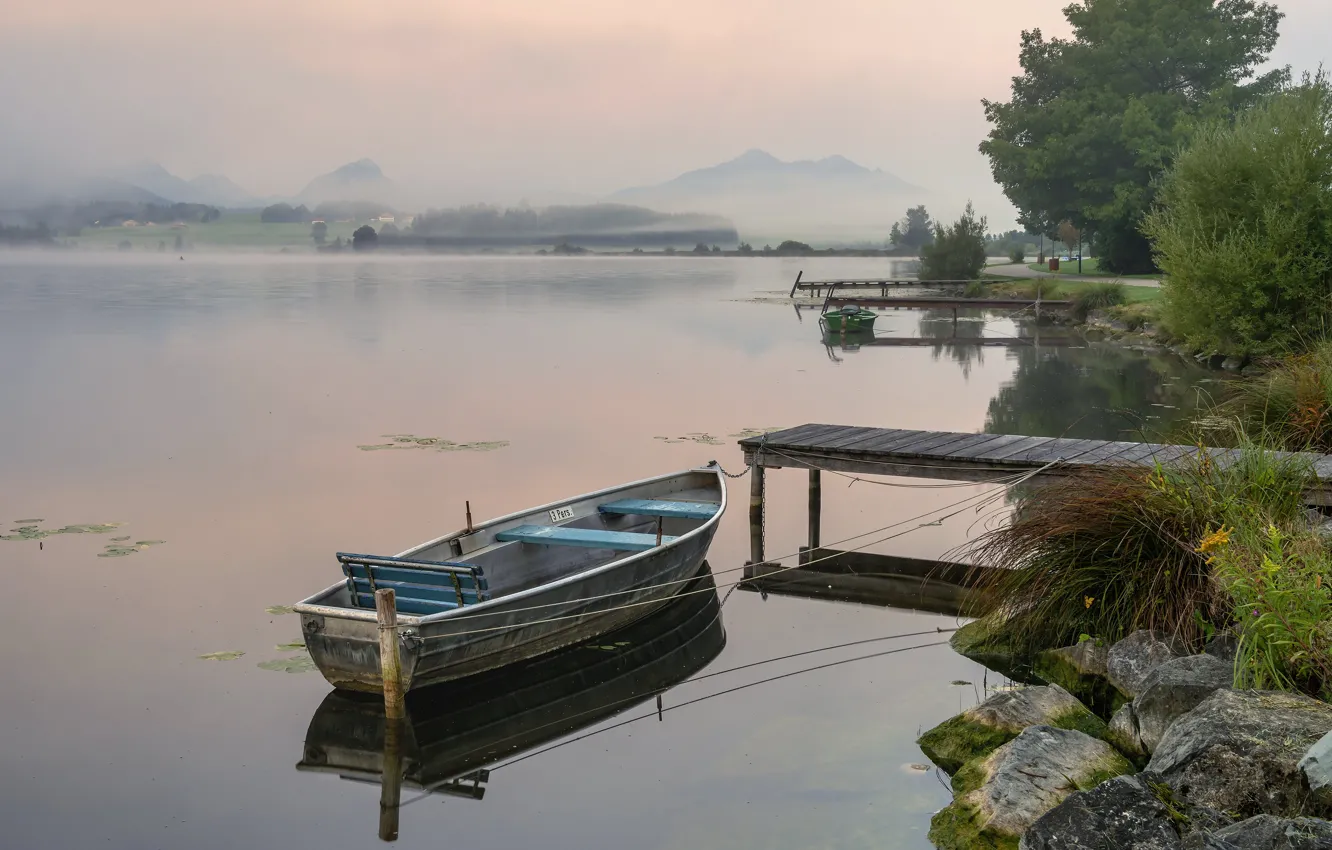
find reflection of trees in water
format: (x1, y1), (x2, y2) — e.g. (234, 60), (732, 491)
(916, 308), (989, 378)
(984, 344), (1202, 441)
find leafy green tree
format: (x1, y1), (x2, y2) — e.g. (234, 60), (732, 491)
(737, 242), (753, 254)
(891, 206), (933, 249)
(351, 224), (378, 251)
(918, 203), (987, 281)
(776, 240), (813, 253)
(1145, 76), (1332, 354)
(311, 221), (328, 244)
(980, 0), (1286, 274)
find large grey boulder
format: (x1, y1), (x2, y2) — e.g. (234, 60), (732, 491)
(930, 725), (1134, 850)
(1035, 640), (1124, 715)
(1134, 654), (1234, 753)
(1109, 631), (1189, 697)
(1109, 702), (1150, 764)
(1300, 731), (1332, 806)
(1183, 815), (1332, 849)
(1020, 774), (1183, 849)
(918, 683), (1107, 774)
(1149, 690), (1332, 819)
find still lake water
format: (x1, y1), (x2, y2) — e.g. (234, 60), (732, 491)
(0, 254), (1206, 850)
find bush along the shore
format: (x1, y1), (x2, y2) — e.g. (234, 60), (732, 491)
(1225, 339), (1332, 453)
(955, 439), (1314, 656)
(922, 415), (1332, 846)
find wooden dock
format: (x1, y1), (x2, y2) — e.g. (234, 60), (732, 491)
(790, 274), (978, 298)
(797, 296), (1069, 311)
(820, 335), (1080, 348)
(736, 424), (1332, 563)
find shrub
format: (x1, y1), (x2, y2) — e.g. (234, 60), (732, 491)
(919, 202), (987, 281)
(1009, 245), (1026, 264)
(1070, 282), (1127, 321)
(1144, 75), (1332, 354)
(1210, 521), (1332, 699)
(957, 439), (1314, 654)
(963, 280), (988, 299)
(1226, 339), (1332, 452)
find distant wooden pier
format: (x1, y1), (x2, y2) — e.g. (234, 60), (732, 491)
(737, 424), (1332, 564)
(790, 272), (979, 298)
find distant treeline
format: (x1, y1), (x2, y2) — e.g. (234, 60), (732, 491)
(0, 223), (56, 245)
(2, 201), (220, 235)
(261, 201), (393, 223)
(406, 203), (737, 246)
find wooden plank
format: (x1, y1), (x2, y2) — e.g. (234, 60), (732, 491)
(1066, 441), (1144, 464)
(944, 434), (1027, 459)
(1109, 444), (1170, 465)
(496, 525), (675, 551)
(904, 433), (1005, 460)
(770, 424), (862, 450)
(750, 423), (833, 446)
(975, 436), (1058, 462)
(831, 429), (915, 453)
(798, 425), (882, 449)
(1044, 438), (1110, 463)
(894, 431), (990, 457)
(818, 427), (896, 450)
(599, 499), (720, 520)
(853, 429), (947, 455)
(1004, 437), (1087, 463)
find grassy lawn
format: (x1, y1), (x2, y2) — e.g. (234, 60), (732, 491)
(989, 278), (1161, 304)
(1025, 258), (1158, 279)
(70, 212), (365, 251)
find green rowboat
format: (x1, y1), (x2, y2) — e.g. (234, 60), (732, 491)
(822, 306), (878, 332)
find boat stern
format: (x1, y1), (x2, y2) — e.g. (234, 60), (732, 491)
(297, 586), (423, 694)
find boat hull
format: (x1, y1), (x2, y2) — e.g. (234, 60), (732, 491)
(822, 310), (877, 331)
(296, 467), (726, 693)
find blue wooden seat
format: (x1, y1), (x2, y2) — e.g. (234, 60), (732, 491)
(598, 499), (720, 521)
(338, 553), (489, 616)
(495, 525), (675, 551)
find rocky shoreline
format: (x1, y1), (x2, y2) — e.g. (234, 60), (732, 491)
(920, 624), (1332, 849)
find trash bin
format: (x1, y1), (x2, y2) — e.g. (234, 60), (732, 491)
(1049, 257), (1060, 272)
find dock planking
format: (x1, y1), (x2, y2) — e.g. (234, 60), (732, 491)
(738, 424), (1332, 504)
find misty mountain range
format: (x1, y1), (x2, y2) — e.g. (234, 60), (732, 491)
(1, 150), (929, 239)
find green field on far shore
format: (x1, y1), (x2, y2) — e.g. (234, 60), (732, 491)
(69, 212), (366, 251)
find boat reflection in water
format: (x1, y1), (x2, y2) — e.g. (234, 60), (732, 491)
(296, 565), (725, 840)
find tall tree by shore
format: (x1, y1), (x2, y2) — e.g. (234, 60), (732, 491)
(980, 0), (1286, 274)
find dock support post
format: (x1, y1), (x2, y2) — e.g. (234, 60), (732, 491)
(789, 270), (803, 299)
(375, 589), (405, 721)
(749, 463), (766, 564)
(378, 715), (403, 841)
(807, 469), (821, 550)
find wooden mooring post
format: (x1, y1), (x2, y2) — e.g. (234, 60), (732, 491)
(378, 716), (403, 841)
(807, 469), (821, 550)
(749, 464), (766, 564)
(374, 587), (405, 841)
(374, 589), (405, 720)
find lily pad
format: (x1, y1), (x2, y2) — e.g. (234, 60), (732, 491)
(728, 427), (785, 439)
(258, 654), (317, 673)
(950, 680), (971, 686)
(135, 540), (166, 547)
(98, 546), (141, 558)
(654, 434), (724, 445)
(265, 605), (296, 616)
(13, 518), (43, 524)
(110, 536), (131, 542)
(198, 650), (245, 661)
(276, 641), (306, 651)
(359, 434), (510, 453)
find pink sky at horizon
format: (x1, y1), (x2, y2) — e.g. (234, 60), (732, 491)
(2, 0), (1327, 225)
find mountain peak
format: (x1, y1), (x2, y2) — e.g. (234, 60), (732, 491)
(331, 159), (384, 180)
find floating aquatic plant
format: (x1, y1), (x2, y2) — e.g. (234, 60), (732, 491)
(265, 605), (296, 616)
(258, 654), (317, 673)
(0, 521), (125, 541)
(358, 434), (510, 452)
(655, 427), (784, 445)
(198, 651), (245, 661)
(96, 540), (165, 558)
(275, 641), (305, 651)
(13, 518), (43, 524)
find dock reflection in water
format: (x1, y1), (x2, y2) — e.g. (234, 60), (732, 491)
(297, 566), (725, 840)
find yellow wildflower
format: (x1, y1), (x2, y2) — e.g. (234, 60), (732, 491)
(1196, 526), (1232, 555)
(1084, 596), (1095, 609)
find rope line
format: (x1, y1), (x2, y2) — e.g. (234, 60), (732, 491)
(399, 637), (952, 806)
(413, 469), (1040, 643)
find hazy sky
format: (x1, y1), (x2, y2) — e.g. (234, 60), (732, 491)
(2, 0), (1328, 219)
